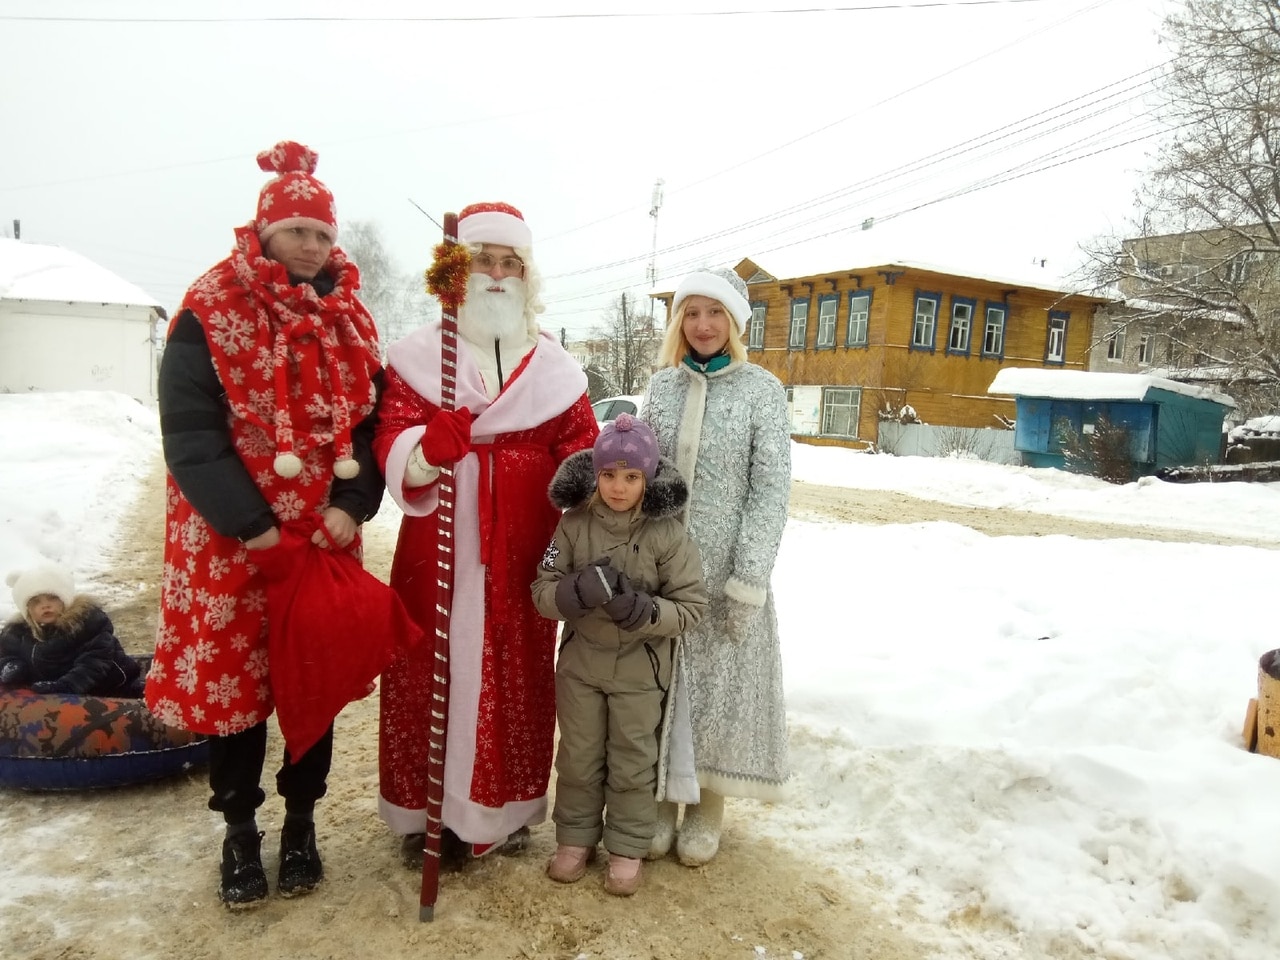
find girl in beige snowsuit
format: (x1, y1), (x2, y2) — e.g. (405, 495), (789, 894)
(532, 414), (708, 896)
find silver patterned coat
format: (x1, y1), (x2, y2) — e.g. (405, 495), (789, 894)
(642, 359), (791, 800)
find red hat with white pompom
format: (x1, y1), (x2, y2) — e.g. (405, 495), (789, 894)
(255, 140), (338, 246)
(456, 201), (532, 249)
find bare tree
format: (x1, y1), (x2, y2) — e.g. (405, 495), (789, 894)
(1087, 0), (1280, 416)
(340, 220), (437, 352)
(587, 291), (660, 397)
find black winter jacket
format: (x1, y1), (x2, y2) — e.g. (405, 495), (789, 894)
(0, 597), (143, 696)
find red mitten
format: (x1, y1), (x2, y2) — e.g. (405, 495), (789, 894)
(421, 407), (474, 465)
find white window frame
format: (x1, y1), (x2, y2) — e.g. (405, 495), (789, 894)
(846, 292), (869, 346)
(1046, 313), (1067, 363)
(1106, 323), (1126, 361)
(821, 386), (861, 438)
(789, 299), (809, 349)
(816, 296), (837, 348)
(912, 295), (938, 349)
(949, 300), (972, 353)
(1137, 334), (1152, 364)
(748, 303), (766, 349)
(982, 304), (1006, 357)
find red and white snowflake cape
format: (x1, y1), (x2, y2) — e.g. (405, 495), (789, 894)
(145, 228), (380, 736)
(374, 323), (597, 844)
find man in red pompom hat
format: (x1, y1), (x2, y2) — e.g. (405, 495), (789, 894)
(373, 202), (599, 867)
(147, 140), (386, 909)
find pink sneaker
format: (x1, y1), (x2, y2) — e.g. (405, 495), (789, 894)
(546, 844), (595, 884)
(603, 854), (643, 896)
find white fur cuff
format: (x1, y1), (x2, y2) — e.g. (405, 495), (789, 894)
(723, 576), (766, 607)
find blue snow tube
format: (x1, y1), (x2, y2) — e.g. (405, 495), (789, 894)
(0, 656), (209, 791)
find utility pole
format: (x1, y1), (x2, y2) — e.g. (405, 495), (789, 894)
(646, 178), (664, 288)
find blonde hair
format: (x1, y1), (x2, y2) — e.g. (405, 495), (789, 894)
(658, 297), (749, 368)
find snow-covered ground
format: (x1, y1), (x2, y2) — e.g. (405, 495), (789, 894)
(3, 391), (1279, 960)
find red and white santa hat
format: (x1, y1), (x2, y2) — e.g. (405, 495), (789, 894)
(456, 201), (532, 250)
(255, 140), (338, 245)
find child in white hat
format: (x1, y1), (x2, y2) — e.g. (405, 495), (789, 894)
(1, 563), (143, 697)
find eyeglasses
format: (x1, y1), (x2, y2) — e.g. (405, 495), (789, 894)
(471, 252), (525, 276)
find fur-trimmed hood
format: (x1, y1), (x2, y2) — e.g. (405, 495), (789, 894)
(7, 595), (99, 638)
(548, 449), (688, 518)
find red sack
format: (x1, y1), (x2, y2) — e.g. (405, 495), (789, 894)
(249, 517), (424, 759)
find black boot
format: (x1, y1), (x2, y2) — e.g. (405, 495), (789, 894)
(219, 830), (268, 909)
(399, 829), (469, 873)
(278, 820), (323, 897)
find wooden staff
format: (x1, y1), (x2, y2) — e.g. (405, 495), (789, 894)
(420, 210), (461, 922)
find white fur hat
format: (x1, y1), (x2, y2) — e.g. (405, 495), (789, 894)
(457, 201), (533, 249)
(673, 267), (752, 334)
(7, 563), (75, 611)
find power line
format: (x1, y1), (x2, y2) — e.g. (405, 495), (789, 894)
(0, 1), (1064, 25)
(542, 60), (1169, 287)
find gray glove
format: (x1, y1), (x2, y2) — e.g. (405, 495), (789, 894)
(603, 576), (656, 631)
(0, 660), (29, 686)
(554, 557), (624, 619)
(725, 598), (760, 643)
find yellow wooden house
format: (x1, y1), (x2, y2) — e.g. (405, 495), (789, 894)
(653, 257), (1109, 449)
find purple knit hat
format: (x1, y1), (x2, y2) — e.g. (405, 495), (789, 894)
(592, 413), (659, 481)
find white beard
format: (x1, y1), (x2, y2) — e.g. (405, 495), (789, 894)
(458, 274), (528, 347)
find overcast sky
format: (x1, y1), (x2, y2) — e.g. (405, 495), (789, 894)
(1, 0), (1172, 337)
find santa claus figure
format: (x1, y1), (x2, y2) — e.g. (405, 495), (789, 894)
(373, 202), (598, 865)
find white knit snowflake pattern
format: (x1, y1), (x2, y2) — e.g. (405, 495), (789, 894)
(162, 564), (193, 613)
(207, 309), (256, 355)
(272, 490), (306, 521)
(203, 593), (238, 631)
(283, 177), (320, 201)
(179, 514), (210, 556)
(205, 674), (242, 709)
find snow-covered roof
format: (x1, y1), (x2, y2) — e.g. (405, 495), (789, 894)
(0, 238), (161, 308)
(645, 216), (1105, 299)
(988, 367), (1236, 408)
(1229, 415), (1280, 441)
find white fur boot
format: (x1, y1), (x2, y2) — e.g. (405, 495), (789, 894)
(647, 801), (679, 860)
(676, 790), (724, 866)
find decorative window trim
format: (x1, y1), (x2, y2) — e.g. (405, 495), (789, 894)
(816, 294), (839, 349)
(981, 302), (1007, 359)
(947, 296), (976, 357)
(910, 292), (941, 353)
(788, 297), (809, 350)
(846, 289), (871, 347)
(748, 300), (767, 351)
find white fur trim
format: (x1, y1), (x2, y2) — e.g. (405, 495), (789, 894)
(723, 576), (766, 607)
(7, 563), (75, 610)
(333, 458), (360, 480)
(673, 272), (751, 334)
(457, 210), (532, 249)
(258, 216), (338, 244)
(674, 370), (707, 505)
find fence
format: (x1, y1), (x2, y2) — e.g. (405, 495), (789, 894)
(877, 422), (1019, 465)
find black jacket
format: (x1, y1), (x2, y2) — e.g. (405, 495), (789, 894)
(157, 270), (385, 542)
(0, 598), (143, 696)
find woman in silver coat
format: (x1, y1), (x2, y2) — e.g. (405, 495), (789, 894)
(641, 266), (791, 867)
